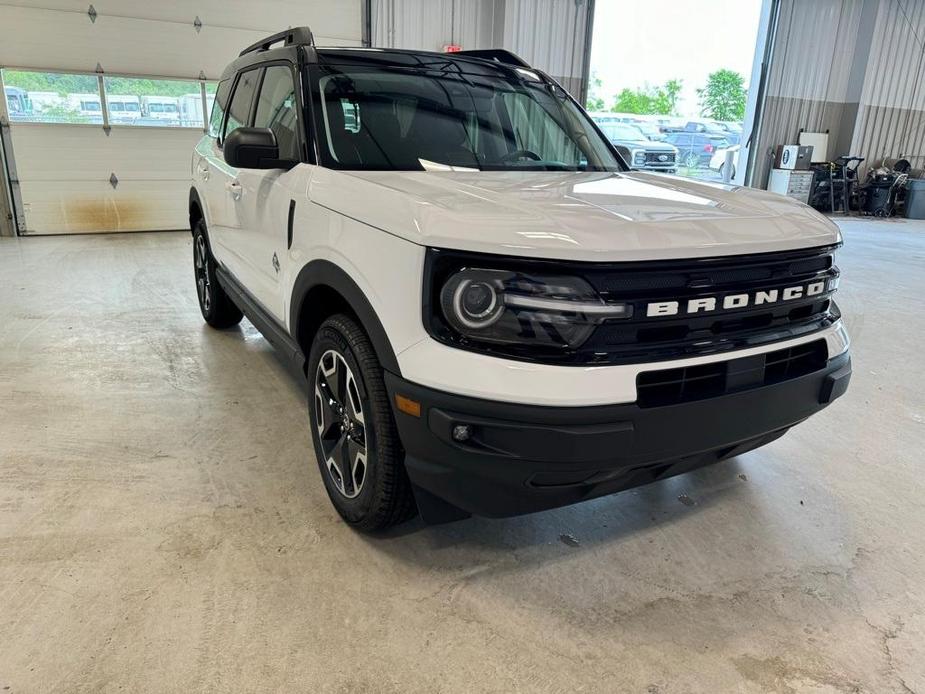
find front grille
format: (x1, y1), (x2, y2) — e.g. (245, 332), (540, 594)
(636, 339), (827, 407)
(580, 245), (840, 363)
(424, 245), (841, 367)
(645, 151), (675, 164)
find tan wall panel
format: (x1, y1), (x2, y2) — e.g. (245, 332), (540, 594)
(18, 179), (190, 234)
(12, 124), (201, 233)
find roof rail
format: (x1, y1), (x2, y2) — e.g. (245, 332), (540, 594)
(239, 26), (315, 57)
(452, 49), (530, 68)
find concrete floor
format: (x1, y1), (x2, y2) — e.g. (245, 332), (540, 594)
(0, 219), (923, 694)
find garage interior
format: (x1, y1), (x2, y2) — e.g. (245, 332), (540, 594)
(1, 1), (924, 692)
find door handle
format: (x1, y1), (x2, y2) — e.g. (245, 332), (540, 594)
(225, 180), (242, 200)
(197, 162), (210, 181)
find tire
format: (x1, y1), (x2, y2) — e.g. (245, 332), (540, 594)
(192, 219), (243, 329)
(683, 151), (699, 168)
(307, 314), (416, 531)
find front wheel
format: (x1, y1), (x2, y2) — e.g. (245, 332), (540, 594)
(307, 314), (416, 531)
(683, 151), (699, 168)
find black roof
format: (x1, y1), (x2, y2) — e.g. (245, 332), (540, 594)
(220, 39), (535, 82)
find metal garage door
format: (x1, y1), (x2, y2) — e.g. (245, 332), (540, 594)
(0, 1), (363, 235)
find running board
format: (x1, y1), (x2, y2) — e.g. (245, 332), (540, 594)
(214, 265), (306, 377)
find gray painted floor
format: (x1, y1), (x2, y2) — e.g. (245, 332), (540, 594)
(0, 219), (923, 693)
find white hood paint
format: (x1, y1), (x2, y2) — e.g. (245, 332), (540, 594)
(309, 168), (841, 262)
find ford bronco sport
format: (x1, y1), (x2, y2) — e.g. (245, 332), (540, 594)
(188, 28), (851, 530)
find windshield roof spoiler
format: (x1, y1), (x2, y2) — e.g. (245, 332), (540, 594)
(452, 49), (530, 68)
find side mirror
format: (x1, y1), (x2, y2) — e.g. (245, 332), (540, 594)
(224, 127), (285, 169)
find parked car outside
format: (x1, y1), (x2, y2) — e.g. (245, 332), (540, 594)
(628, 119), (666, 141)
(4, 86), (32, 120)
(684, 118), (727, 136)
(106, 94), (141, 124)
(717, 121), (744, 145)
(665, 131), (729, 168)
(590, 115), (678, 172)
(710, 144), (741, 179)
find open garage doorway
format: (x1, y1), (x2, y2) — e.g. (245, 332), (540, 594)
(586, 0), (763, 184)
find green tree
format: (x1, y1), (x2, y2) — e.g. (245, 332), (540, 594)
(697, 69), (747, 121)
(611, 79), (682, 115)
(4, 70), (97, 95)
(651, 79), (682, 115)
(3, 70), (200, 97)
(585, 71), (606, 111)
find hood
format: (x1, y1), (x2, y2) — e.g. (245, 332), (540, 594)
(308, 169), (841, 262)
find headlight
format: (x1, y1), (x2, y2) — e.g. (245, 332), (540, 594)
(633, 150), (646, 165)
(437, 268), (630, 350)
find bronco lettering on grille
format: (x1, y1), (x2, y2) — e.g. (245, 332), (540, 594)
(646, 280), (827, 317)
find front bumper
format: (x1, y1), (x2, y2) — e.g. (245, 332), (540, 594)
(638, 163), (676, 172)
(385, 352), (850, 521)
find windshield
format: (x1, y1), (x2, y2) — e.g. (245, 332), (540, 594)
(633, 122), (660, 138)
(311, 65), (623, 172)
(603, 122), (648, 141)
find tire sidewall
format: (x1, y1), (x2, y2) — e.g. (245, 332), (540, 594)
(307, 320), (384, 524)
(193, 221), (215, 321)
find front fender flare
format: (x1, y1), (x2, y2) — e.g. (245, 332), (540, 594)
(290, 260), (401, 375)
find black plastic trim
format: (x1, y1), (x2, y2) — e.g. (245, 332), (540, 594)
(214, 266), (305, 371)
(289, 260), (401, 375)
(453, 49), (530, 67)
(188, 187), (204, 232)
(239, 27), (315, 57)
(287, 199), (296, 249)
(385, 351), (850, 519)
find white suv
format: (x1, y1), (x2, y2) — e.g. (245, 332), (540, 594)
(189, 28), (851, 531)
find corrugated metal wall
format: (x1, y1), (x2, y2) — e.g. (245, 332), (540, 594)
(853, 0), (925, 170)
(753, 0), (925, 187)
(501, 0), (591, 98)
(370, 0), (593, 99)
(752, 0), (864, 186)
(371, 0), (504, 54)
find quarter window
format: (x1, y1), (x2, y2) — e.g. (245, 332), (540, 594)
(223, 69), (260, 140)
(253, 65), (300, 161)
(209, 80), (231, 138)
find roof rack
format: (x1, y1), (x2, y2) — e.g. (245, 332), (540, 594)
(239, 26), (315, 57)
(452, 49), (530, 68)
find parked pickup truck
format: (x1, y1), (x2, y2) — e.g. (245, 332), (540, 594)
(188, 28), (851, 530)
(590, 114), (678, 173)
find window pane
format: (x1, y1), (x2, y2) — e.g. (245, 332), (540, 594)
(103, 76), (201, 127)
(501, 91), (580, 163)
(2, 69), (101, 124)
(206, 82), (222, 137)
(313, 67), (619, 172)
(253, 66), (300, 160)
(224, 69), (260, 139)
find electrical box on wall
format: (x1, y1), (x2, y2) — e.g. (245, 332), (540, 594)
(774, 145), (813, 170)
